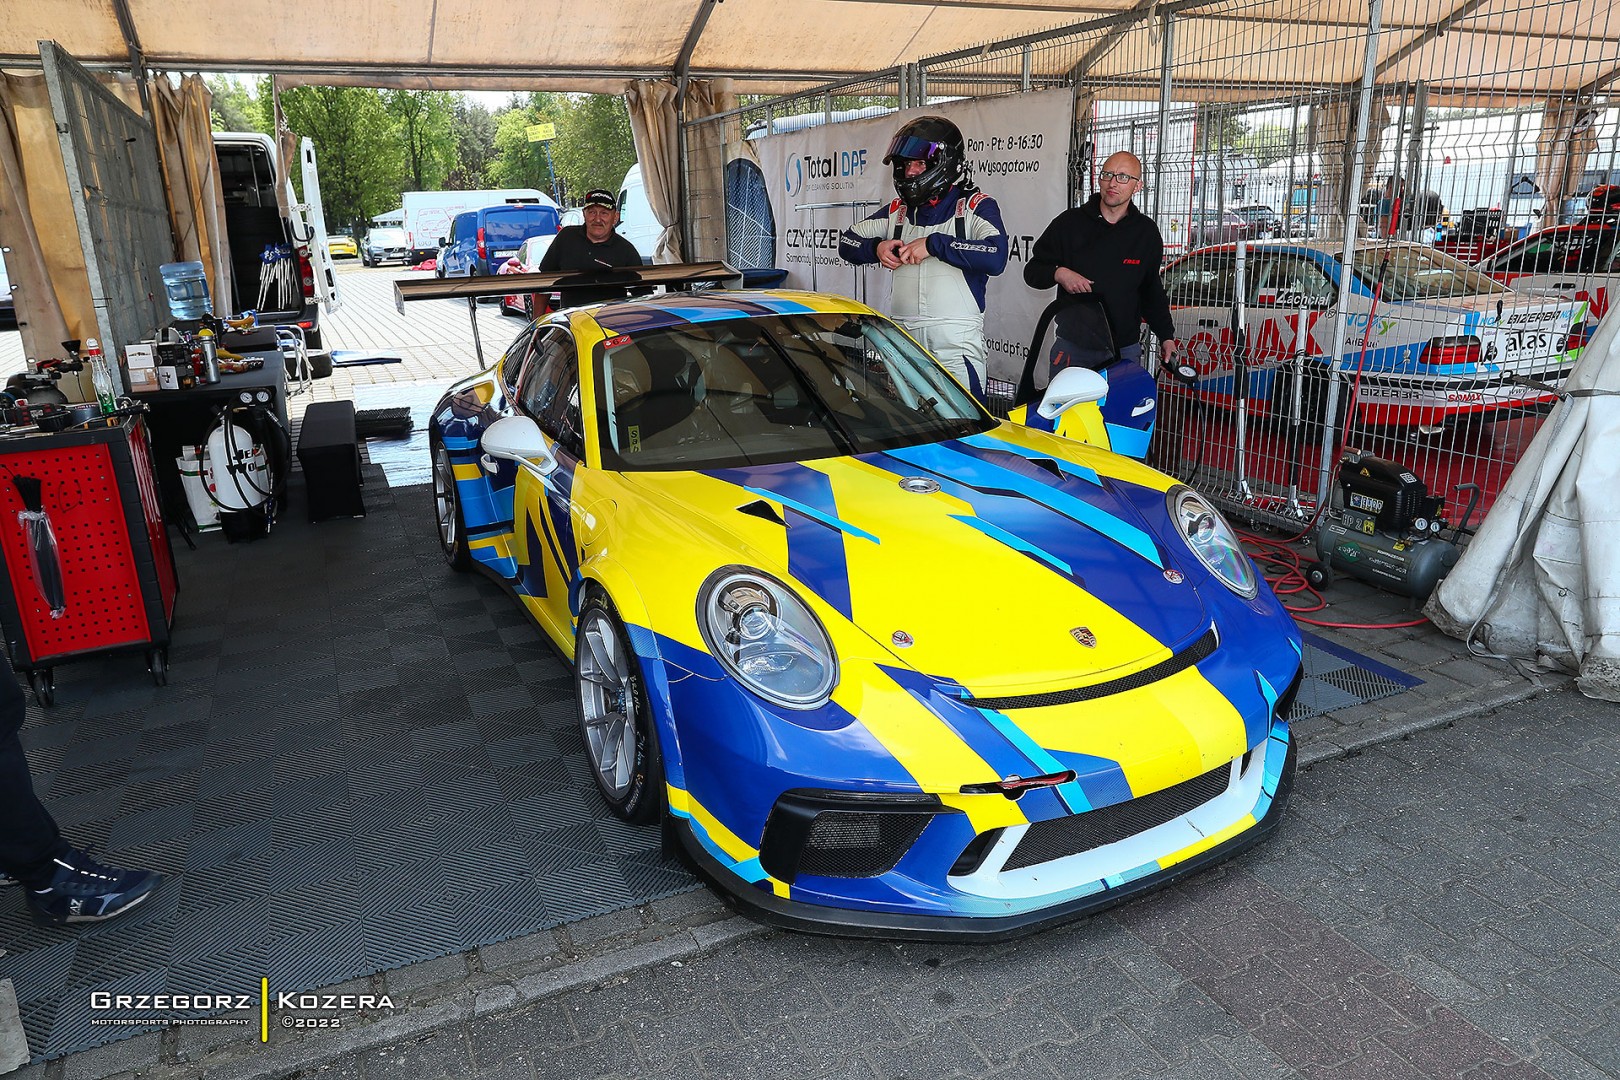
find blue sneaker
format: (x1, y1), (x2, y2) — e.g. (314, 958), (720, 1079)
(27, 849), (163, 924)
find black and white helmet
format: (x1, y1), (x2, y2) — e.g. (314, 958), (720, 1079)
(883, 116), (965, 209)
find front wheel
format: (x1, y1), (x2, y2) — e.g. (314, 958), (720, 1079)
(575, 593), (663, 824)
(431, 437), (471, 572)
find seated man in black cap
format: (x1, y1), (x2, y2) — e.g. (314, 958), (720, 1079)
(538, 188), (649, 308)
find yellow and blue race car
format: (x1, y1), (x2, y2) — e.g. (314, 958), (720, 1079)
(427, 284), (1303, 939)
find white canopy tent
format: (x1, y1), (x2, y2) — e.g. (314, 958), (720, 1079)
(0, 0), (1615, 104)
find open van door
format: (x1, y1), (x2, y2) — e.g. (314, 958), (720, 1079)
(293, 137), (341, 312)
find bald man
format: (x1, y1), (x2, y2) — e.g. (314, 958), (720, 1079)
(1024, 152), (1179, 372)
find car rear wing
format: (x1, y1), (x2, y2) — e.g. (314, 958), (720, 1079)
(392, 261), (744, 315)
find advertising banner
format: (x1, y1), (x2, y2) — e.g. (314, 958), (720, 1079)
(756, 88), (1075, 385)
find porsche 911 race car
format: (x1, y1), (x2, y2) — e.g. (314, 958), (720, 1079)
(423, 278), (1302, 939)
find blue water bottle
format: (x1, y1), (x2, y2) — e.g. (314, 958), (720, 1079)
(159, 261), (212, 321)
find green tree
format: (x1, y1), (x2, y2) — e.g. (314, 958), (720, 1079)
(274, 83), (402, 235)
(549, 94), (638, 203)
(387, 90), (456, 191)
(1235, 123), (1299, 167)
(206, 76), (265, 133)
(486, 94), (565, 194)
(446, 100), (498, 190)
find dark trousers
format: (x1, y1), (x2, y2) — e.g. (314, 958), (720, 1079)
(1, 672), (69, 886)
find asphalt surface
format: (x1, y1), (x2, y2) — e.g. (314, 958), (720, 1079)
(54, 679), (1605, 1080)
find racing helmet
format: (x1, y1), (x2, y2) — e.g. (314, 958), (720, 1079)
(884, 116), (965, 209)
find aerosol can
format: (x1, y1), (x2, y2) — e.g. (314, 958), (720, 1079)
(1305, 450), (1479, 600)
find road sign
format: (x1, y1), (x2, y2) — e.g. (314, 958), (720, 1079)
(526, 122), (557, 143)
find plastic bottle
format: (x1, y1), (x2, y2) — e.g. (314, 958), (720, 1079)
(158, 261), (212, 321)
(86, 339), (118, 415)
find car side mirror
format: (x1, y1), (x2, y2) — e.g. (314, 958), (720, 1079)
(1037, 366), (1110, 420)
(481, 415), (558, 477)
(438, 237), (448, 247)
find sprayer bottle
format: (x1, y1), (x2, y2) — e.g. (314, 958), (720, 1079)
(86, 339), (117, 415)
(197, 327), (221, 384)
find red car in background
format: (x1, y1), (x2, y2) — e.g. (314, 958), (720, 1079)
(1477, 221), (1618, 347)
(497, 234), (558, 319)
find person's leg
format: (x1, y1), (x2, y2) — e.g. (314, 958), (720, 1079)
(0, 672), (70, 885)
(0, 672), (164, 922)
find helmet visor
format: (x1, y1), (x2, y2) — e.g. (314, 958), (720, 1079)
(885, 134), (944, 164)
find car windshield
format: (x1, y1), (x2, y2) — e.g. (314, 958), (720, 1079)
(371, 228), (406, 244)
(1350, 246), (1506, 301)
(593, 312), (994, 471)
(485, 207), (560, 244)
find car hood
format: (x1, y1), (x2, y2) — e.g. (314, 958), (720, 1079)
(617, 428), (1214, 696)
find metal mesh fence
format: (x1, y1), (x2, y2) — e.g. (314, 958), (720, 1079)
(682, 0), (1620, 542)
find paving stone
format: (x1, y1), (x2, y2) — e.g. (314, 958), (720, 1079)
(384, 955), (469, 996)
(358, 1027), (471, 1080)
(62, 1032), (162, 1080)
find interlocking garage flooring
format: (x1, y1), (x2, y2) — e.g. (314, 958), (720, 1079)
(0, 464), (1417, 1062)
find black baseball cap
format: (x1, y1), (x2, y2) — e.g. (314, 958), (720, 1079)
(583, 189), (616, 209)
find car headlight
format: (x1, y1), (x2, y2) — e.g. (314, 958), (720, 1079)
(698, 568), (838, 709)
(1167, 486), (1259, 599)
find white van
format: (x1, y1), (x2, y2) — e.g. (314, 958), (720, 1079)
(617, 165), (660, 263)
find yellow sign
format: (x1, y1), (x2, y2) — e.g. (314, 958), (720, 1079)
(526, 122), (557, 143)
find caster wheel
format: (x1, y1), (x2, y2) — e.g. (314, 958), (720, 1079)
(28, 669), (54, 708)
(1305, 561), (1333, 590)
(148, 648), (168, 687)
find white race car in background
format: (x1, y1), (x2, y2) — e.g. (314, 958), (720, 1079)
(1161, 241), (1584, 429)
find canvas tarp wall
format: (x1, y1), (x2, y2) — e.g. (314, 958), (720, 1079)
(1426, 313), (1620, 702)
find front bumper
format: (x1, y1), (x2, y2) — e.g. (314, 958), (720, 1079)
(671, 681), (1298, 943)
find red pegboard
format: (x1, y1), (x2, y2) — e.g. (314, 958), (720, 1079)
(0, 442), (151, 662)
(128, 421), (178, 623)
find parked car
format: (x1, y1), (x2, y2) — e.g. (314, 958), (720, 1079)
(497, 233), (558, 318)
(1188, 209), (1251, 245)
(438, 204), (561, 279)
(1160, 241), (1584, 432)
(361, 226), (411, 267)
(427, 281), (1302, 937)
(326, 231), (358, 259)
(1477, 222), (1617, 347)
(1231, 204), (1279, 238)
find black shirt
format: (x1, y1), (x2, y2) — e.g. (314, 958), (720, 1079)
(1024, 196), (1176, 348)
(537, 226), (646, 307)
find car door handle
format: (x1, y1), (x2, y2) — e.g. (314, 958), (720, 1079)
(1196, 318), (1220, 328)
(1551, 281), (1578, 289)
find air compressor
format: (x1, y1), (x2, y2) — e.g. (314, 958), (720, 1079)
(1304, 450), (1479, 600)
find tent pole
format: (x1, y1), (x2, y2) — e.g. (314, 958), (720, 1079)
(1152, 10), (1173, 222)
(1316, 0), (1385, 514)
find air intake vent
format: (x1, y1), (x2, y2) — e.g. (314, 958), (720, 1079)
(1003, 761), (1232, 871)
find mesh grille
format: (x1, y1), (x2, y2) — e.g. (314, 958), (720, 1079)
(1003, 761), (1233, 872)
(964, 628), (1218, 711)
(796, 811), (934, 879)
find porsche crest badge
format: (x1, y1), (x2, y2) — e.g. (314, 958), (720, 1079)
(1069, 627), (1097, 648)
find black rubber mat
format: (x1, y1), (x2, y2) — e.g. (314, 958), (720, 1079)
(0, 465), (1417, 1064)
(0, 469), (692, 1063)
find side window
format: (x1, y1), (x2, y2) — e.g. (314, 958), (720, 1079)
(1255, 255), (1334, 308)
(1493, 237), (1559, 274)
(520, 329), (584, 458)
(1163, 251), (1236, 307)
(1574, 230), (1608, 274)
(499, 326), (538, 400)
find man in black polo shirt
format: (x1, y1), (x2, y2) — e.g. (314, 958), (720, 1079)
(538, 188), (647, 308)
(1024, 151), (1180, 372)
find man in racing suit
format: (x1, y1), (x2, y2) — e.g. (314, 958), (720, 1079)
(839, 116), (1009, 399)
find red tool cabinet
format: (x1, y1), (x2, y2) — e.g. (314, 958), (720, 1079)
(0, 416), (178, 706)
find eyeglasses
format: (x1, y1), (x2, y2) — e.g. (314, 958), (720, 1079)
(1098, 170), (1140, 185)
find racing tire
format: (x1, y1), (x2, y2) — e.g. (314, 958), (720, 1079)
(523, 294), (535, 321)
(431, 436), (472, 572)
(1273, 363), (1350, 450)
(575, 591), (664, 825)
